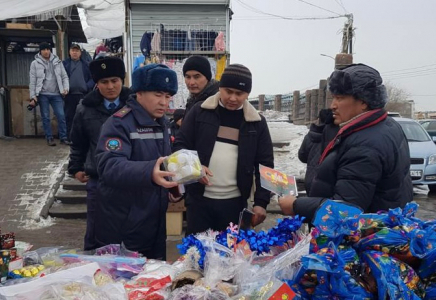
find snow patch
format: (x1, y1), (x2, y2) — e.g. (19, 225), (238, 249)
(20, 216), (56, 230)
(266, 121), (308, 179)
(260, 110), (290, 122)
(18, 159), (67, 230)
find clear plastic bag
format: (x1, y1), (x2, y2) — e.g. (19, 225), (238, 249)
(169, 285), (230, 300)
(164, 150), (204, 184)
(37, 281), (127, 300)
(234, 233), (310, 296)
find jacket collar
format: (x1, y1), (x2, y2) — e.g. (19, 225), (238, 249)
(127, 95), (168, 127)
(319, 108), (387, 163)
(188, 79), (220, 102)
(200, 92), (261, 122)
(82, 86), (132, 108)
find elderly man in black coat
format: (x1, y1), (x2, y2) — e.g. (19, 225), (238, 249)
(280, 63), (413, 221)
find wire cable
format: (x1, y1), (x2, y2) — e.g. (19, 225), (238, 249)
(234, 0), (346, 21)
(296, 0), (342, 16)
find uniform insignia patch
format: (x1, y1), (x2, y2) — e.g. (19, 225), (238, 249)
(101, 63), (106, 69)
(113, 106), (132, 118)
(106, 138), (122, 151)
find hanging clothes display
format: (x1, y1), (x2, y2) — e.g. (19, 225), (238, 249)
(215, 55), (227, 81)
(151, 29), (161, 52)
(214, 31), (225, 51)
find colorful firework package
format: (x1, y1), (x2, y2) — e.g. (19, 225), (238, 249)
(289, 200), (436, 299)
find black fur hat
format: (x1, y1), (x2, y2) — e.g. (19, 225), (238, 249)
(89, 57), (125, 83)
(328, 63), (388, 109)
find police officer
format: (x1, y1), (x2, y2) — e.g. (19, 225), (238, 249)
(68, 57), (132, 250)
(95, 64), (179, 259)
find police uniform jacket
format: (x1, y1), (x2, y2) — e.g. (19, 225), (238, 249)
(94, 95), (171, 255)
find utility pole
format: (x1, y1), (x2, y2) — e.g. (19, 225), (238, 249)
(341, 14), (354, 54)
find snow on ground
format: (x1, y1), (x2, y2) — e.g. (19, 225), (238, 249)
(260, 110), (290, 122)
(19, 160), (66, 230)
(267, 120), (309, 180)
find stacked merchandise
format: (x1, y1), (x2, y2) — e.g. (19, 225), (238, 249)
(1, 200), (436, 299)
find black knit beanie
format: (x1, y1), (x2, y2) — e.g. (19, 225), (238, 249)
(219, 64), (252, 94)
(183, 56), (212, 81)
(39, 42), (51, 52)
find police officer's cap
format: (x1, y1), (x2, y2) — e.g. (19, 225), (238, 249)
(131, 64), (178, 96)
(90, 56), (126, 83)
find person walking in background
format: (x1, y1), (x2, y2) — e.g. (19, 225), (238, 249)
(28, 42), (70, 146)
(183, 55), (220, 115)
(298, 108), (338, 194)
(68, 57), (131, 250)
(63, 43), (94, 139)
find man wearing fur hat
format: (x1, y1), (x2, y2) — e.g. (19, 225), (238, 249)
(183, 55), (220, 115)
(68, 57), (132, 250)
(279, 63), (413, 221)
(174, 64), (274, 235)
(94, 64), (179, 259)
(29, 42), (70, 146)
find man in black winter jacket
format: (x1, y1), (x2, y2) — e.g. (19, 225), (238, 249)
(298, 109), (338, 194)
(68, 57), (131, 250)
(175, 64), (274, 235)
(183, 56), (220, 115)
(63, 43), (94, 139)
(280, 64), (413, 221)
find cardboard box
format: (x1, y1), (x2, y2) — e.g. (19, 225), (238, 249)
(167, 199), (185, 212)
(166, 212), (183, 236)
(6, 23), (33, 30)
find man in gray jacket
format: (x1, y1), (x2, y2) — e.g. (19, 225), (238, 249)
(29, 42), (70, 146)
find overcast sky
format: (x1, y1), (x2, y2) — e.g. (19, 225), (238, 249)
(229, 0), (436, 111)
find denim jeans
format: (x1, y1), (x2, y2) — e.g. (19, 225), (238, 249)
(38, 94), (67, 140)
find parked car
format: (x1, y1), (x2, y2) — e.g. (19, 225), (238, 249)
(394, 117), (436, 192)
(418, 119), (436, 143)
(388, 112), (402, 117)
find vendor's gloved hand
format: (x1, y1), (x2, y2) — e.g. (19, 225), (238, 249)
(278, 195), (297, 216)
(153, 157), (178, 188)
(252, 206), (267, 227)
(198, 165), (213, 186)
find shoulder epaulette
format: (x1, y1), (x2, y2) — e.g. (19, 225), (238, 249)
(113, 106), (132, 118)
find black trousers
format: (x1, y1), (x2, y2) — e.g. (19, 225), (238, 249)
(64, 93), (83, 139)
(186, 194), (246, 236)
(84, 177), (98, 251)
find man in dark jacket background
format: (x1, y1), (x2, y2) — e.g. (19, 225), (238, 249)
(63, 43), (94, 139)
(169, 108), (185, 147)
(280, 63), (413, 221)
(95, 64), (179, 259)
(175, 64), (274, 235)
(68, 56), (131, 250)
(183, 55), (220, 114)
(298, 109), (338, 194)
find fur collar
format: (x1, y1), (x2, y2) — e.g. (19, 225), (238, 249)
(200, 92), (261, 122)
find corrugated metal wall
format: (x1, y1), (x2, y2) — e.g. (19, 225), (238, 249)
(131, 4), (227, 55)
(6, 53), (35, 86)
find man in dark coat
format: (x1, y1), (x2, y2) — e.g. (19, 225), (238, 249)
(183, 55), (220, 115)
(68, 57), (131, 250)
(63, 43), (94, 139)
(95, 64), (179, 259)
(174, 64), (274, 235)
(298, 109), (338, 194)
(279, 63), (413, 221)
(169, 108), (185, 146)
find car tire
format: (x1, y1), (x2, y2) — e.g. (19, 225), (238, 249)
(429, 184), (436, 193)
